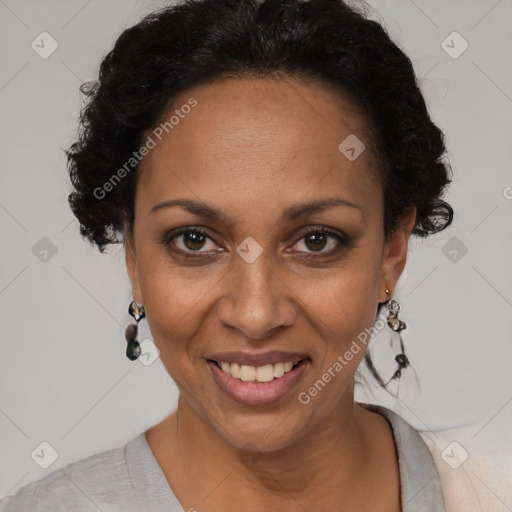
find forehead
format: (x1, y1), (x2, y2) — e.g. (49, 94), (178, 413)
(136, 76), (382, 222)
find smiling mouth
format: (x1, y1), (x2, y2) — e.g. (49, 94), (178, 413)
(208, 359), (309, 383)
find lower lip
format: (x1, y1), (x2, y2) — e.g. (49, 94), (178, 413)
(207, 359), (310, 406)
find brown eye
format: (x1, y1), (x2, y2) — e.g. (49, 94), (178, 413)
(181, 231), (207, 251)
(166, 228), (220, 253)
(290, 227), (350, 255)
(303, 232), (329, 252)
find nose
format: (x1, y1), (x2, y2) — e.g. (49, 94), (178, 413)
(215, 252), (297, 341)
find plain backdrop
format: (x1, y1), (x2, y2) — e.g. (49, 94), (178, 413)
(1, 0), (511, 510)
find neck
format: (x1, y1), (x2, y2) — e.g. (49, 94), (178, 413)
(163, 394), (376, 510)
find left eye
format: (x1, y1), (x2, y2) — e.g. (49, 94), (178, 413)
(290, 229), (346, 254)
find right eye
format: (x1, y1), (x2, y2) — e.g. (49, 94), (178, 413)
(162, 227), (222, 255)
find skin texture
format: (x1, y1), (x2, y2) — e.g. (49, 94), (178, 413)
(125, 75), (416, 511)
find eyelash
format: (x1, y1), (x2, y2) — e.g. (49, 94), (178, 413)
(159, 225), (351, 259)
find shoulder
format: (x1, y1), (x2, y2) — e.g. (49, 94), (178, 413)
(359, 402), (432, 454)
(358, 402), (446, 512)
(0, 433), (145, 512)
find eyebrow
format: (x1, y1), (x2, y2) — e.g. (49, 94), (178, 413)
(149, 197), (364, 222)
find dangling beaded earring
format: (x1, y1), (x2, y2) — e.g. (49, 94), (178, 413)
(125, 300), (145, 361)
(363, 288), (416, 394)
(384, 289), (411, 385)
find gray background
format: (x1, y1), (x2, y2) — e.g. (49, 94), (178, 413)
(1, 0), (511, 510)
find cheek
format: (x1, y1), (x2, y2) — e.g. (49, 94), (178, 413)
(297, 260), (381, 386)
(135, 257), (216, 367)
(303, 260), (380, 332)
(138, 247), (220, 327)
(138, 265), (209, 396)
(295, 269), (380, 409)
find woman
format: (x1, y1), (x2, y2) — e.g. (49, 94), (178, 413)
(0, 0), (453, 510)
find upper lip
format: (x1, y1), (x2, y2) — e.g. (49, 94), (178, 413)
(208, 351), (309, 367)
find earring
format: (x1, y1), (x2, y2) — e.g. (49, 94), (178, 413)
(125, 300), (145, 361)
(363, 288), (415, 392)
(384, 296), (410, 385)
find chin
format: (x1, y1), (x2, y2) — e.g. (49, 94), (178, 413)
(200, 397), (313, 454)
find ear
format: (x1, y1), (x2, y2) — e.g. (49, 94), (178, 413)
(378, 206), (417, 302)
(124, 227), (143, 305)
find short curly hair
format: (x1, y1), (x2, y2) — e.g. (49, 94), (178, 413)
(66, 0), (453, 255)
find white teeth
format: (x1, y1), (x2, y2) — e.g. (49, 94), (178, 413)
(273, 362), (284, 378)
(217, 361), (299, 382)
(230, 362), (241, 379)
(256, 364), (275, 383)
(240, 365), (256, 382)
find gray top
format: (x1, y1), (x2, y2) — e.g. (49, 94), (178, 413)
(0, 404), (446, 511)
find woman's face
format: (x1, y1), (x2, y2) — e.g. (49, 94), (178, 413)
(126, 76), (414, 451)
